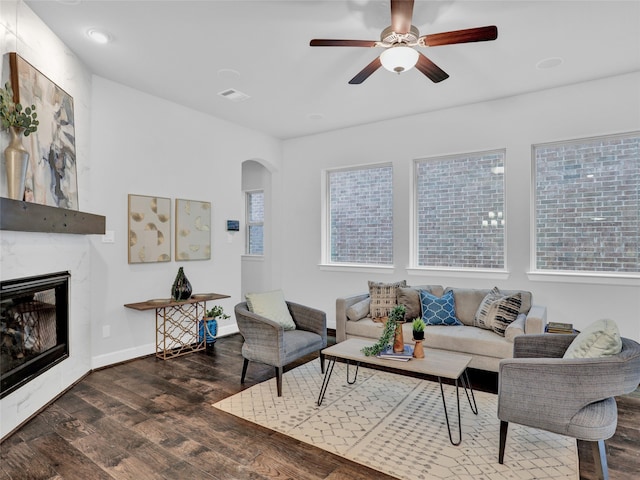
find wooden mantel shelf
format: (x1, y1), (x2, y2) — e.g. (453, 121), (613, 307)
(0, 197), (106, 235)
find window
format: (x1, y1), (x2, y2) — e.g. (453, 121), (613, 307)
(326, 164), (393, 265)
(534, 132), (640, 274)
(414, 150), (506, 269)
(246, 190), (264, 255)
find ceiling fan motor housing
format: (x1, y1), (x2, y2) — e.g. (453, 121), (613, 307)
(380, 25), (420, 46)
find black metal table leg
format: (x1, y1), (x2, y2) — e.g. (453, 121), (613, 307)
(346, 360), (360, 384)
(438, 377), (463, 446)
(460, 369), (478, 415)
(317, 356), (336, 406)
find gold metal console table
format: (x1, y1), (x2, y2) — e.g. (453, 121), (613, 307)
(124, 293), (230, 360)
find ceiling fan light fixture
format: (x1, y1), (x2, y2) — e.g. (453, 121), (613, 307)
(380, 45), (418, 73)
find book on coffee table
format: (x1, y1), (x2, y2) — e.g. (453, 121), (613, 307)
(377, 345), (413, 361)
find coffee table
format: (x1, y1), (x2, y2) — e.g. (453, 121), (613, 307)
(317, 338), (478, 445)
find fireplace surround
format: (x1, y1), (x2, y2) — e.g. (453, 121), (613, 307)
(1, 271), (70, 398)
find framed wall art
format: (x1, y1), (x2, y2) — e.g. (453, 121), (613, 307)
(9, 53), (79, 209)
(128, 194), (171, 264)
(175, 199), (211, 261)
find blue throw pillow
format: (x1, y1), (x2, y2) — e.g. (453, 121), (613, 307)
(420, 290), (462, 326)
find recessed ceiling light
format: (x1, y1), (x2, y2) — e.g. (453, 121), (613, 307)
(86, 28), (111, 44)
(307, 113), (325, 121)
(217, 69), (241, 81)
(536, 57), (563, 70)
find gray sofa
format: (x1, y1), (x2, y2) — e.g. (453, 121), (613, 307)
(336, 286), (547, 372)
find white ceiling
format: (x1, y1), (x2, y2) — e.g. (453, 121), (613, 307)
(25, 0), (640, 140)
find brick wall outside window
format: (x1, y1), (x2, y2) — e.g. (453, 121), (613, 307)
(535, 133), (640, 273)
(328, 165), (393, 264)
(415, 151), (505, 269)
(247, 191), (264, 255)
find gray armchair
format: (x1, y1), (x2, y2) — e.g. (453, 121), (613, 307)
(235, 301), (327, 397)
(498, 333), (640, 480)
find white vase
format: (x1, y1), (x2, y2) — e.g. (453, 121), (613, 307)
(4, 126), (29, 201)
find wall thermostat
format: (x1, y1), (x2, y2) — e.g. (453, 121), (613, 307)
(226, 220), (240, 231)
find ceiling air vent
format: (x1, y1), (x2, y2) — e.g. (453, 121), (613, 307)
(217, 88), (250, 102)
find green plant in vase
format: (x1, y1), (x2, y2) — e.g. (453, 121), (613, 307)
(361, 304), (406, 356)
(412, 317), (425, 340)
(199, 305), (230, 345)
(0, 82), (38, 135)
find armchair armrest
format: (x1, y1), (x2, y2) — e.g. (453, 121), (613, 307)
(235, 303), (285, 365)
(498, 354), (634, 432)
(287, 301), (327, 346)
(336, 293), (370, 342)
(513, 333), (576, 358)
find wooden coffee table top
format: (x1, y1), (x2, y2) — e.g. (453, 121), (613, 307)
(322, 338), (472, 380)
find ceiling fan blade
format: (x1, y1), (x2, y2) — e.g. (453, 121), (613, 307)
(421, 26), (498, 47)
(310, 39), (378, 47)
(390, 0), (414, 34)
(415, 53), (449, 83)
(349, 57), (382, 84)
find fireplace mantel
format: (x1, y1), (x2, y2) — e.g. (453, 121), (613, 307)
(0, 198), (105, 235)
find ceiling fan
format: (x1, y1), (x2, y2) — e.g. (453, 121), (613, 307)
(310, 0), (498, 84)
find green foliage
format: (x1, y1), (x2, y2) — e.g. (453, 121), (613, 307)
(0, 82), (38, 136)
(412, 317), (425, 332)
(361, 305), (406, 356)
(205, 305), (230, 320)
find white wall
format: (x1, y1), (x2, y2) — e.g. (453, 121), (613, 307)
(0, 0), (95, 439)
(1, 0), (282, 439)
(88, 77), (282, 367)
(279, 72), (640, 341)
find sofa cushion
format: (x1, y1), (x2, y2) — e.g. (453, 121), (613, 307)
(563, 319), (622, 359)
(397, 285), (444, 322)
(420, 290), (462, 326)
(423, 325), (514, 359)
(368, 280), (406, 320)
(346, 297), (370, 321)
(245, 290), (296, 330)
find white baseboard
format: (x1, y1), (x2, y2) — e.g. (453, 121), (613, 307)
(91, 343), (155, 370)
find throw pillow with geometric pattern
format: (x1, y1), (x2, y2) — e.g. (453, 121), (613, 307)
(474, 286), (504, 330)
(420, 290), (462, 326)
(489, 292), (522, 337)
(368, 280), (407, 320)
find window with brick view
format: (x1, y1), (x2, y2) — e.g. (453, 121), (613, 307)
(328, 165), (393, 265)
(534, 132), (639, 274)
(415, 151), (506, 269)
(246, 191), (264, 255)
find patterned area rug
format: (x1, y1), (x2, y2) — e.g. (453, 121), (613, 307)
(213, 361), (578, 480)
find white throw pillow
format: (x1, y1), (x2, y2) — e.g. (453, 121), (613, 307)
(563, 318), (622, 359)
(246, 290), (296, 330)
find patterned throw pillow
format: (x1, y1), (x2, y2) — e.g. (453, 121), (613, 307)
(489, 293), (522, 337)
(420, 290), (462, 326)
(368, 280), (407, 320)
(474, 286), (503, 330)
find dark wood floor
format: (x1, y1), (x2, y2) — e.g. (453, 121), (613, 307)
(1, 333), (638, 480)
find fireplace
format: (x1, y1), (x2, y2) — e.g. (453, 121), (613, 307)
(1, 271), (70, 398)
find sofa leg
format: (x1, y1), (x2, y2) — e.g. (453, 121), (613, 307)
(275, 366), (283, 397)
(592, 440), (609, 480)
(241, 358), (249, 384)
(498, 421), (508, 464)
(320, 352), (325, 374)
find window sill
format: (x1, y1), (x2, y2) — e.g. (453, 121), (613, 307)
(406, 267), (510, 280)
(318, 263), (395, 274)
(527, 271), (640, 286)
(241, 255), (264, 262)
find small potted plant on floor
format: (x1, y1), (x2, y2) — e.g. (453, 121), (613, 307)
(199, 305), (230, 346)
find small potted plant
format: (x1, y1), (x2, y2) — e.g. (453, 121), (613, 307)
(199, 305), (230, 346)
(412, 317), (425, 340)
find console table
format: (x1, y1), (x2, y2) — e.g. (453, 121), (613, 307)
(124, 293), (230, 360)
